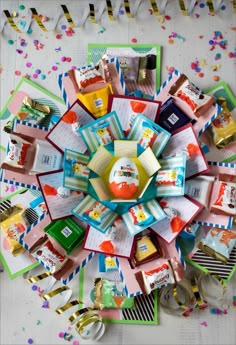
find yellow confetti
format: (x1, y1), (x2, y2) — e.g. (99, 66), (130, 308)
(200, 59), (207, 67)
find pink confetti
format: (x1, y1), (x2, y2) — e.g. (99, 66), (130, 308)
(61, 56), (67, 62)
(52, 65), (58, 71)
(33, 74), (38, 79)
(164, 15), (171, 20)
(15, 70), (21, 76)
(26, 62), (32, 68)
(56, 34), (62, 39)
(200, 321), (208, 327)
(66, 57), (72, 62)
(131, 38), (137, 43)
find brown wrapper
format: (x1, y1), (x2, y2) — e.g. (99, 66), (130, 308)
(169, 74), (215, 117)
(198, 242), (228, 264)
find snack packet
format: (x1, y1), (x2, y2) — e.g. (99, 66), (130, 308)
(3, 134), (31, 169)
(169, 74), (215, 117)
(44, 218), (85, 255)
(134, 260), (176, 295)
(198, 228), (236, 264)
(211, 181), (236, 216)
(0, 204), (29, 256)
(94, 278), (134, 309)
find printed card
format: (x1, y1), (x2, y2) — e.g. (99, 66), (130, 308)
(79, 111), (125, 154)
(155, 155), (186, 197)
(63, 149), (90, 192)
(37, 170), (84, 221)
(127, 114), (171, 157)
(151, 196), (203, 243)
(46, 100), (94, 153)
(161, 124), (209, 178)
(155, 69), (221, 136)
(72, 195), (118, 233)
(122, 199), (166, 236)
(107, 94), (162, 135)
(83, 218), (135, 258)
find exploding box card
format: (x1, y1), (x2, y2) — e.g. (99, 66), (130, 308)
(188, 161), (236, 229)
(0, 120), (63, 190)
(83, 217), (135, 258)
(161, 124), (209, 179)
(150, 196), (203, 244)
(127, 114), (171, 158)
(46, 100), (95, 154)
(63, 149), (90, 192)
(155, 69), (221, 137)
(107, 94), (162, 135)
(37, 170), (84, 221)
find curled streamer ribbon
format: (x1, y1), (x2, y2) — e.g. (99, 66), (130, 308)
(150, 0), (168, 16)
(1, 0), (234, 33)
(25, 271), (105, 340)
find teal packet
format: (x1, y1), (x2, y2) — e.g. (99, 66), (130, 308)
(44, 218), (85, 255)
(198, 227), (236, 264)
(93, 278), (135, 310)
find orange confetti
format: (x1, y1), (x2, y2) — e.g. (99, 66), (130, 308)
(187, 143), (199, 156)
(213, 75), (220, 81)
(168, 39), (174, 44)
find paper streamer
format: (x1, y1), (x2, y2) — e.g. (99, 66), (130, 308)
(150, 0), (168, 16)
(1, 1), (235, 34)
(25, 272), (105, 340)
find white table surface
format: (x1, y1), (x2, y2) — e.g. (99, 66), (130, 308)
(1, 1), (236, 344)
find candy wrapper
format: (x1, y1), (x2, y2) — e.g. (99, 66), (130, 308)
(30, 237), (72, 275)
(209, 97), (236, 149)
(129, 230), (165, 268)
(17, 96), (50, 123)
(211, 181), (236, 216)
(169, 74), (215, 117)
(198, 228), (236, 264)
(93, 278), (135, 310)
(159, 97), (193, 133)
(44, 218), (85, 255)
(3, 134), (32, 170)
(0, 204), (29, 256)
(135, 260), (177, 295)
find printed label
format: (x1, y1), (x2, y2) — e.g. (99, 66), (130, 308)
(61, 226), (72, 238)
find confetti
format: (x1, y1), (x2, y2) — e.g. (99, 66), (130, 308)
(131, 38), (137, 43)
(98, 27), (106, 34)
(233, 296), (236, 306)
(8, 40), (14, 45)
(213, 75), (220, 81)
(27, 338), (33, 344)
(19, 4), (25, 10)
(40, 74), (46, 80)
(36, 320), (40, 325)
(26, 62), (32, 68)
(42, 300), (49, 308)
(56, 34), (62, 39)
(15, 70), (21, 76)
(200, 321), (208, 327)
(52, 65), (58, 71)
